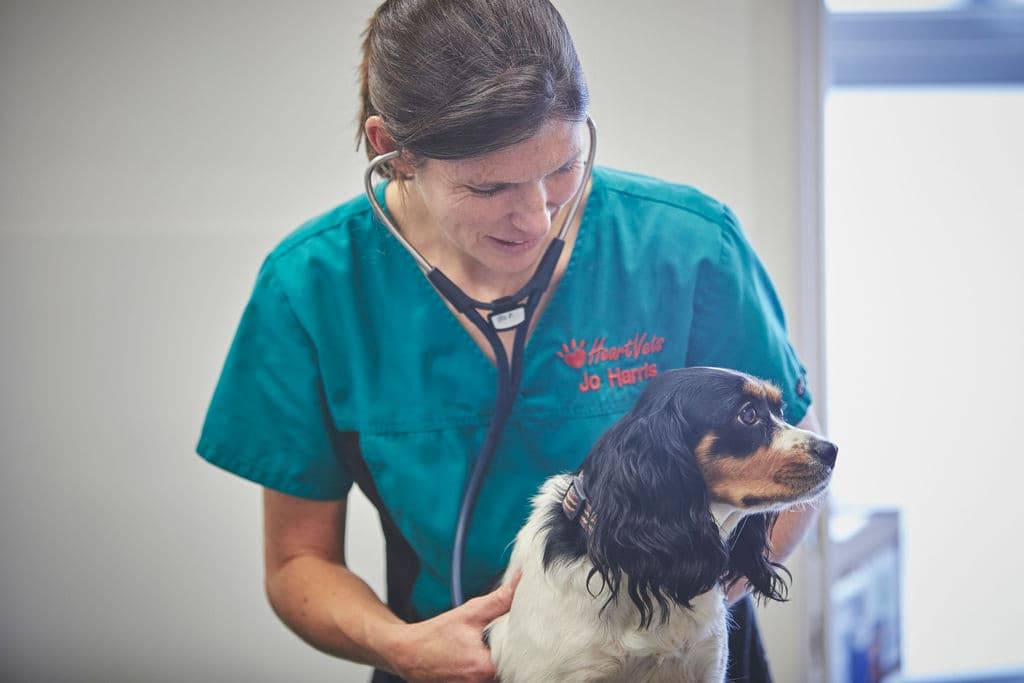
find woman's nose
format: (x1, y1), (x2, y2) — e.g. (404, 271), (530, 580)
(511, 183), (552, 237)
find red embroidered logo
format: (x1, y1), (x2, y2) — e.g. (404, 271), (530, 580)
(556, 339), (587, 369)
(557, 332), (667, 393)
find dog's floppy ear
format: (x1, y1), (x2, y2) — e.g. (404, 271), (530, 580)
(583, 406), (727, 629)
(724, 512), (790, 604)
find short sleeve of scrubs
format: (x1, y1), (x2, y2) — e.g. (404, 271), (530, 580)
(686, 205), (813, 425)
(196, 256), (354, 500)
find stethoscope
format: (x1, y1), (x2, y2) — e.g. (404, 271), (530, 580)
(363, 117), (597, 607)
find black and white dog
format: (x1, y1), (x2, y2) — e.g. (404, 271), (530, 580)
(486, 366), (838, 682)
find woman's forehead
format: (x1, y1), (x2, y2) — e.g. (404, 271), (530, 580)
(437, 120), (586, 186)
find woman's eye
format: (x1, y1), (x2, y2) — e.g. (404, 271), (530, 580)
(468, 186), (502, 197)
(739, 405), (759, 426)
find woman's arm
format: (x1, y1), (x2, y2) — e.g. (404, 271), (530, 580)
(262, 488), (520, 682)
(262, 490), (404, 671)
(725, 405), (826, 605)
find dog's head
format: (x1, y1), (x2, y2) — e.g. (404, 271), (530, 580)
(578, 366), (837, 628)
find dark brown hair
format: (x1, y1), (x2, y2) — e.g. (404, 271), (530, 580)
(356, 0), (589, 178)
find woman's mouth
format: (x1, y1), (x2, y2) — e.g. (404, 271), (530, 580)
(487, 235), (541, 254)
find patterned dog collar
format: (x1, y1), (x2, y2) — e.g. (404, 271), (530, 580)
(562, 473), (596, 534)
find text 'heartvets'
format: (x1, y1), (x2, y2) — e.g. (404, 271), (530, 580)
(556, 333), (667, 393)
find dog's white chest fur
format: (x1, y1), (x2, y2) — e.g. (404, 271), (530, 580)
(487, 476), (730, 683)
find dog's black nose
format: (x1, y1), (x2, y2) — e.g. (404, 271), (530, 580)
(811, 440), (838, 468)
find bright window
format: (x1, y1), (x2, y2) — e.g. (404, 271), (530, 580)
(825, 86), (1024, 676)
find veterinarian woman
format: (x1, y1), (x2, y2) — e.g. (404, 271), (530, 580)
(196, 1), (825, 681)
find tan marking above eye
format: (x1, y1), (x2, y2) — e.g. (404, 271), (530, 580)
(743, 379), (783, 407)
(742, 380), (764, 401)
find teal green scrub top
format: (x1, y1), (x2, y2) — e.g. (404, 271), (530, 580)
(195, 165), (812, 621)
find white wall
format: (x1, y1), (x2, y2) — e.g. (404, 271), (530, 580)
(0, 1), (818, 681)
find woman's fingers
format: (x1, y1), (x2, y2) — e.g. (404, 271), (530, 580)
(467, 568), (524, 625)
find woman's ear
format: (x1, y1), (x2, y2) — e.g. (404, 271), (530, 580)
(724, 512), (790, 604)
(584, 408), (727, 629)
(363, 115), (417, 178)
(364, 115), (395, 155)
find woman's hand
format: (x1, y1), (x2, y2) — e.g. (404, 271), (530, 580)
(383, 570), (523, 683)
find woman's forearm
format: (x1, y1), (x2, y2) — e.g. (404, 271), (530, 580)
(265, 553), (406, 673)
(725, 504), (822, 605)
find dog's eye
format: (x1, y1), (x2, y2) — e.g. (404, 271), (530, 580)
(739, 405), (760, 426)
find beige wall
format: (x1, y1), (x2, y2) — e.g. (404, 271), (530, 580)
(0, 1), (821, 680)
